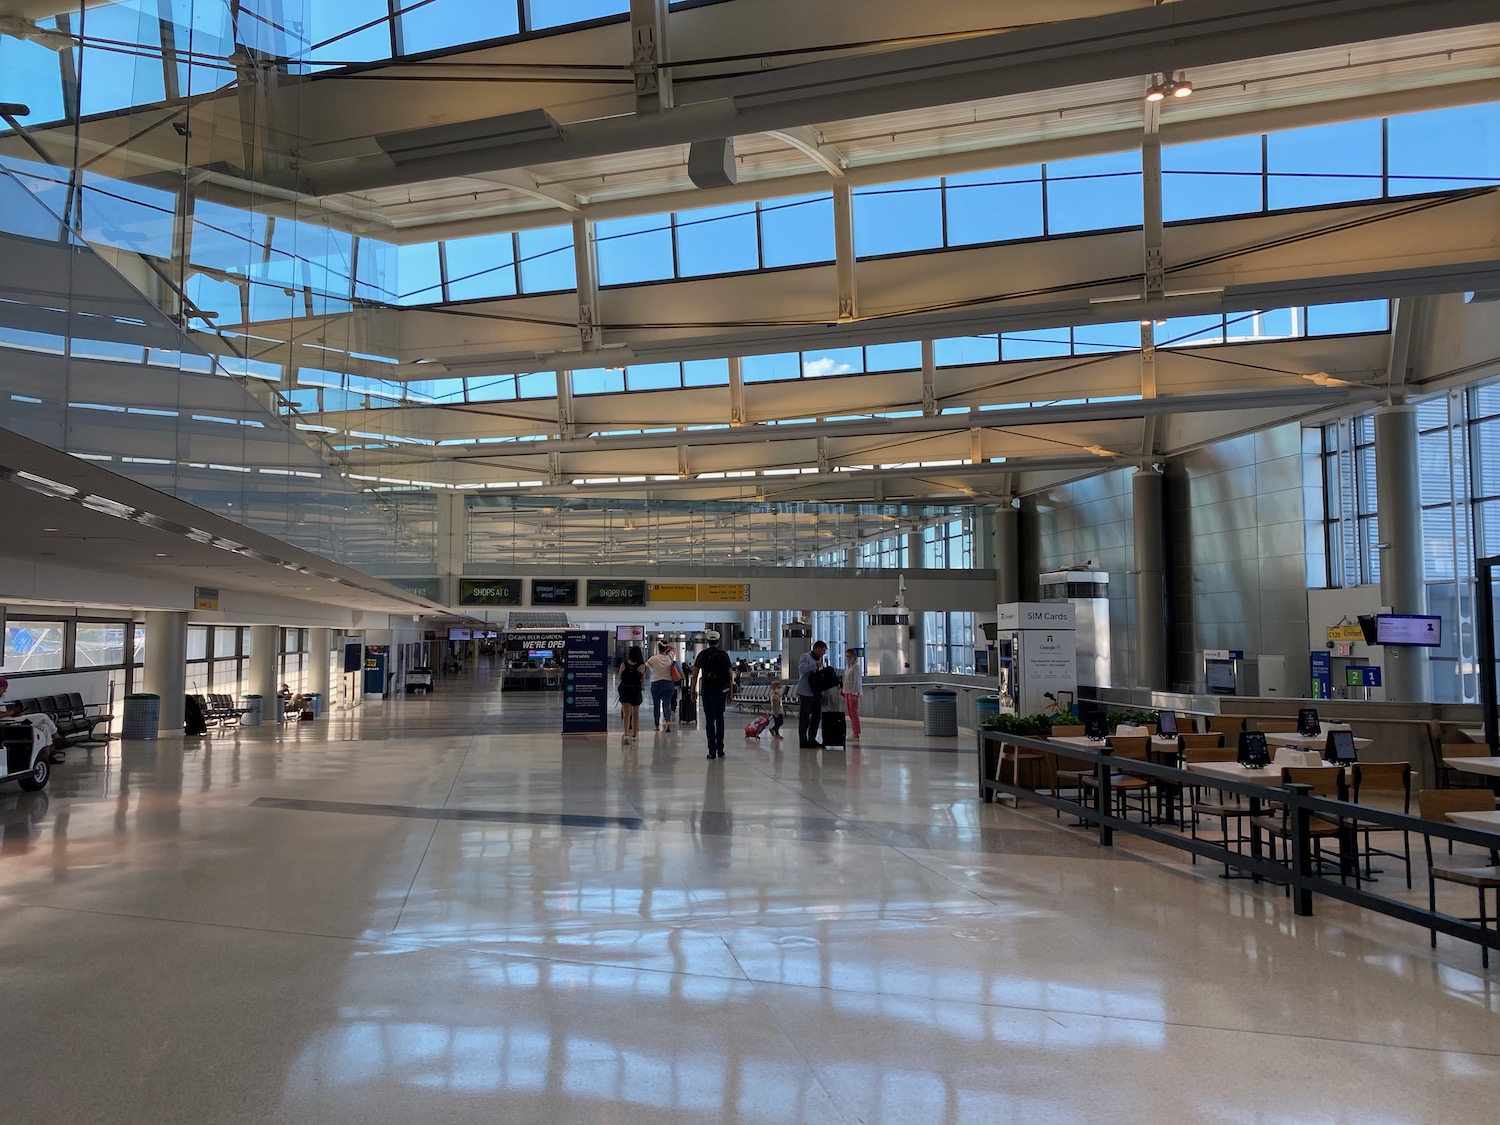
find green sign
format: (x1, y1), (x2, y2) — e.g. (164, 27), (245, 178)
(459, 578), (522, 607)
(586, 579), (647, 607)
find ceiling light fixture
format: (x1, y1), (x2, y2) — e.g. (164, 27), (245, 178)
(1145, 71), (1193, 102)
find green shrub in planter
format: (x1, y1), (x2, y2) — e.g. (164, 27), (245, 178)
(981, 712), (1053, 738)
(1106, 708), (1157, 730)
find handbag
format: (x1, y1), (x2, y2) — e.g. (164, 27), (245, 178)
(669, 662), (683, 683)
(810, 665), (841, 693)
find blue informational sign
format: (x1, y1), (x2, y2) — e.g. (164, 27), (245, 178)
(363, 646), (387, 695)
(1228, 649), (1244, 660)
(562, 630), (610, 734)
(1347, 665), (1382, 688)
(1310, 651), (1331, 699)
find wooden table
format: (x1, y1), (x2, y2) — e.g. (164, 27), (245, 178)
(1050, 735), (1185, 823)
(1441, 756), (1500, 779)
(1263, 731), (1372, 750)
(1447, 809), (1500, 833)
(1185, 761), (1354, 878)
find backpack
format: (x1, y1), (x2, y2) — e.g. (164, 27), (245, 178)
(620, 661), (643, 690)
(696, 647), (732, 692)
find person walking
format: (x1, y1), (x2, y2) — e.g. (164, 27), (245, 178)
(796, 640), (829, 748)
(768, 680), (786, 740)
(617, 646), (645, 743)
(692, 631), (733, 759)
(645, 642), (680, 732)
(841, 647), (863, 740)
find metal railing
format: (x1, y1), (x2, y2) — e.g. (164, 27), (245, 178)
(978, 731), (1500, 958)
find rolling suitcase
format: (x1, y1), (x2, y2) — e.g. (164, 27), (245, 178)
(679, 690), (697, 725)
(744, 716), (770, 738)
(820, 710), (847, 749)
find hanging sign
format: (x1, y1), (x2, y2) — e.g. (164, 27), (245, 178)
(1327, 624), (1366, 642)
(193, 586), (220, 611)
(648, 582), (698, 603)
(698, 582), (750, 602)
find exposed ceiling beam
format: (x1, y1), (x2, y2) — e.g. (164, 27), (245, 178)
(467, 168), (583, 213)
(419, 383), (1387, 461)
(308, 0), (1497, 196)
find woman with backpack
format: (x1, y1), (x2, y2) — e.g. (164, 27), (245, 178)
(617, 646), (646, 743)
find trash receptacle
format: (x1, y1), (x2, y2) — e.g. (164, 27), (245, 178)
(922, 689), (959, 737)
(241, 694), (263, 726)
(122, 693), (160, 740)
(976, 695), (1000, 728)
(307, 692), (322, 719)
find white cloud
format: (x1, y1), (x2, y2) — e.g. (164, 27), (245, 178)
(802, 356), (856, 379)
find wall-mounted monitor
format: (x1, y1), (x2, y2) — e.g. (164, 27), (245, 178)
(448, 627), (473, 641)
(1357, 615), (1379, 645)
(1375, 614), (1441, 647)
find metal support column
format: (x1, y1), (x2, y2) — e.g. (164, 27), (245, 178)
(832, 182), (858, 320)
(143, 610), (189, 734)
(308, 628), (333, 704)
(1133, 466), (1169, 691)
(248, 625), (280, 704)
(1375, 403), (1431, 701)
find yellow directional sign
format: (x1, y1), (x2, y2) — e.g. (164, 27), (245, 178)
(698, 582), (750, 602)
(1327, 624), (1365, 641)
(648, 582), (699, 603)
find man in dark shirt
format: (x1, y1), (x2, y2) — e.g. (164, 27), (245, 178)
(692, 631), (733, 760)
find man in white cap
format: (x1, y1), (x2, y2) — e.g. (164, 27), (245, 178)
(691, 631), (733, 760)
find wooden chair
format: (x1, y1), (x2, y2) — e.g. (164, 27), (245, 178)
(1180, 733), (1245, 866)
(1437, 742), (1494, 789)
(1047, 726), (1091, 819)
(1081, 735), (1154, 821)
(1205, 715), (1245, 738)
(1251, 767), (1351, 890)
(1351, 761), (1413, 888)
(1418, 789), (1500, 968)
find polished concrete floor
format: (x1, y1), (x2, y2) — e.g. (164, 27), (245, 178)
(2, 667), (1498, 1124)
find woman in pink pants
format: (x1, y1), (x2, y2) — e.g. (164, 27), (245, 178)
(841, 648), (863, 740)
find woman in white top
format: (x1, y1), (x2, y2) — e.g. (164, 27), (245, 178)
(645, 643), (680, 732)
(841, 648), (863, 740)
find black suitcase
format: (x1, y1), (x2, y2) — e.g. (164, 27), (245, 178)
(679, 691), (697, 725)
(820, 710), (846, 749)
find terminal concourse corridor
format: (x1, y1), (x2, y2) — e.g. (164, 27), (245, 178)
(2, 668), (1498, 1124)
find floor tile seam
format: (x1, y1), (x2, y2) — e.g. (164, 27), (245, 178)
(384, 904), (1003, 941)
(371, 932), (760, 985)
(740, 976), (866, 1125)
(249, 796), (1048, 855)
(3, 899), (380, 947)
(390, 733), (478, 932)
(741, 974), (1500, 1059)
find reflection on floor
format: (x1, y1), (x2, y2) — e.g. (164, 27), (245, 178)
(1, 667), (1496, 1123)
